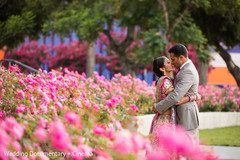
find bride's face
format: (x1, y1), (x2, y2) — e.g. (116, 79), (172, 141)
(164, 58), (174, 72)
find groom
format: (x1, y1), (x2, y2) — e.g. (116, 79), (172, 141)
(154, 43), (200, 142)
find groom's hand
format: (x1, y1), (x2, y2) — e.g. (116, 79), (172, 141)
(152, 104), (158, 114)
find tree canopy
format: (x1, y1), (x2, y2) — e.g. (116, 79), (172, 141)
(191, 0), (240, 87)
(0, 0), (34, 48)
(42, 0), (211, 75)
(3, 0), (239, 87)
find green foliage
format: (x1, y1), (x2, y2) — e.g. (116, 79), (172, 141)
(196, 46), (212, 64)
(43, 4), (107, 41)
(0, 0), (74, 48)
(171, 15), (205, 46)
(42, 0), (118, 42)
(133, 0), (211, 65)
(191, 0), (240, 47)
(0, 11), (36, 48)
(116, 0), (159, 28)
(134, 29), (168, 65)
(42, 0), (213, 71)
(191, 0), (240, 87)
(1, 0), (214, 73)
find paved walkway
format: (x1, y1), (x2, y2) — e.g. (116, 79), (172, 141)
(202, 145), (240, 160)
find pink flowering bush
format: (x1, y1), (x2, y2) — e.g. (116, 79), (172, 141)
(4, 41), (94, 74)
(4, 41), (51, 73)
(0, 65), (218, 160)
(5, 31), (143, 75)
(198, 85), (240, 112)
(5, 31), (209, 77)
(47, 41), (88, 73)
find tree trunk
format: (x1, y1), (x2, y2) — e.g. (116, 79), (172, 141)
(198, 61), (208, 86)
(119, 55), (135, 76)
(163, 43), (170, 58)
(214, 41), (240, 88)
(86, 42), (95, 78)
(103, 23), (135, 76)
(162, 35), (170, 59)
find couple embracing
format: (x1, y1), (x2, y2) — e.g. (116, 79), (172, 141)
(150, 44), (200, 148)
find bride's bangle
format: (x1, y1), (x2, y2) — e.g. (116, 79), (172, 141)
(188, 95), (196, 101)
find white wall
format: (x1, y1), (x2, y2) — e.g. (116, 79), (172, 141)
(136, 112), (240, 136)
(210, 53), (240, 67)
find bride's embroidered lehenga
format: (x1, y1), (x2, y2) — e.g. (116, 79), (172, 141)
(149, 76), (176, 149)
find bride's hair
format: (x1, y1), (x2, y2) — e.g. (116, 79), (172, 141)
(153, 56), (165, 85)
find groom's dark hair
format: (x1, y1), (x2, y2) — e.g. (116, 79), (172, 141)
(168, 44), (188, 58)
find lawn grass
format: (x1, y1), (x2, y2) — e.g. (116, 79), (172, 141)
(199, 126), (240, 146)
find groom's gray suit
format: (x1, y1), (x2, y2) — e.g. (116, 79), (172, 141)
(155, 60), (199, 131)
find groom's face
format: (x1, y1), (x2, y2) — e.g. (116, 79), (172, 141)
(170, 53), (182, 69)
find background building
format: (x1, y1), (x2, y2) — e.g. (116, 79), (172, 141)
(208, 46), (240, 86)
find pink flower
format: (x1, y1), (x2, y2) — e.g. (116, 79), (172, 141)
(93, 104), (100, 111)
(55, 102), (62, 109)
(17, 89), (25, 99)
(105, 125), (115, 139)
(48, 121), (71, 151)
(84, 100), (91, 108)
(131, 133), (143, 153)
(0, 127), (12, 147)
(41, 93), (49, 104)
(34, 127), (47, 142)
(27, 93), (34, 103)
(4, 117), (24, 140)
(72, 144), (93, 159)
(130, 104), (138, 112)
(12, 141), (22, 152)
(95, 150), (112, 160)
(39, 117), (47, 128)
(64, 112), (80, 125)
(93, 124), (106, 136)
(0, 145), (9, 160)
(51, 93), (57, 101)
(16, 104), (25, 113)
(146, 150), (168, 160)
(105, 100), (114, 108)
(113, 130), (133, 154)
(19, 79), (25, 85)
(154, 125), (196, 155)
(31, 102), (37, 115)
(105, 96), (122, 108)
(43, 70), (48, 74)
(143, 138), (152, 152)
(0, 111), (4, 119)
(8, 64), (20, 72)
(71, 144), (93, 160)
(39, 104), (48, 114)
